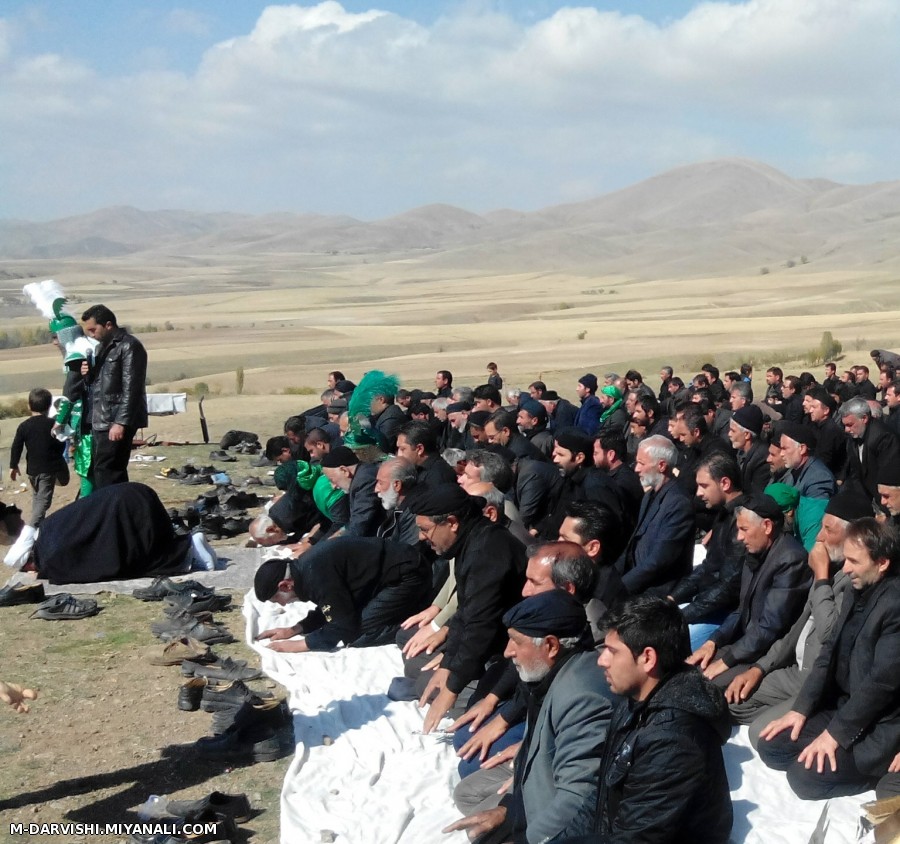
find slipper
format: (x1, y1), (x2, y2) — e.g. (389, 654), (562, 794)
(30, 593), (100, 620)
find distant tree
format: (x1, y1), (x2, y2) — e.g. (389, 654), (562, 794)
(819, 331), (842, 361)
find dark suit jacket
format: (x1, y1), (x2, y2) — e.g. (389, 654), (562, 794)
(371, 404), (406, 454)
(737, 440), (771, 495)
(793, 576), (900, 776)
(616, 480), (695, 596)
(845, 419), (900, 498)
(711, 531), (811, 667)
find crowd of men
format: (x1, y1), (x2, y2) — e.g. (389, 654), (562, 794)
(247, 356), (900, 843)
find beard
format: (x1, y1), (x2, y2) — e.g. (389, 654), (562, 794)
(514, 659), (552, 683)
(378, 487), (400, 511)
(639, 470), (663, 491)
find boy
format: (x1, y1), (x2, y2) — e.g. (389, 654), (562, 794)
(9, 388), (70, 528)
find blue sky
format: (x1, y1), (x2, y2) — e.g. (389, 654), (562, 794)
(2, 0), (898, 220)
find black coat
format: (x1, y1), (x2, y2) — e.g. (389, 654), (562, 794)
(507, 431), (549, 463)
(443, 514), (527, 694)
(711, 530), (811, 667)
(669, 495), (747, 624)
(371, 404), (406, 454)
(549, 399), (578, 433)
(811, 417), (847, 478)
(736, 440), (771, 495)
(579, 668), (733, 844)
(416, 453), (458, 487)
(87, 327), (148, 430)
(514, 457), (564, 529)
(844, 419), (900, 499)
(793, 576), (900, 776)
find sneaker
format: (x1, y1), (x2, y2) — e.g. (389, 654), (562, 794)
(164, 792), (252, 824)
(0, 581), (46, 607)
(181, 656), (260, 682)
(146, 636), (212, 666)
(178, 677), (207, 711)
(30, 593), (99, 620)
(133, 578), (212, 602)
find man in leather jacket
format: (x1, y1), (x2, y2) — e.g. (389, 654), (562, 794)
(81, 304), (147, 488)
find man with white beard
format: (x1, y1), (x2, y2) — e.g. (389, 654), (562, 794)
(374, 457), (421, 547)
(725, 490), (873, 745)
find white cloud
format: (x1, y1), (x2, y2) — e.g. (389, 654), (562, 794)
(163, 8), (214, 37)
(1, 0), (899, 219)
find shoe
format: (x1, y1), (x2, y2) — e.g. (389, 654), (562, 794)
(133, 578), (212, 602)
(220, 518), (251, 537)
(163, 591), (231, 617)
(242, 476), (263, 487)
(165, 792), (252, 824)
(201, 680), (260, 713)
(250, 456), (275, 468)
(181, 656), (260, 682)
(154, 617), (234, 646)
(212, 697), (288, 736)
(146, 636), (212, 666)
(127, 809), (236, 843)
(195, 723), (290, 763)
(30, 593), (99, 620)
(0, 581), (46, 607)
(208, 450), (236, 462)
(178, 677), (207, 711)
(179, 475), (213, 487)
(219, 491), (260, 510)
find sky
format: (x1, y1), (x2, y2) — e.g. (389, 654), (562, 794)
(2, 0), (898, 221)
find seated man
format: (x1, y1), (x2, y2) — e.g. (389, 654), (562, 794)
(779, 421), (836, 549)
(397, 420), (458, 486)
(615, 435), (695, 596)
(726, 490), (872, 743)
(572, 595), (733, 843)
(758, 518), (900, 800)
(687, 493), (811, 688)
(841, 397), (900, 499)
(444, 590), (614, 844)
(32, 482), (217, 584)
(318, 446), (382, 540)
(254, 536), (431, 651)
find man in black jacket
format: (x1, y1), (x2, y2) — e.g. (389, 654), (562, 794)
(397, 420), (458, 486)
(81, 304), (147, 488)
(540, 390), (578, 434)
(406, 484), (526, 733)
(805, 386), (846, 477)
(572, 596), (733, 843)
(758, 518), (900, 799)
(485, 409), (548, 463)
(668, 453), (746, 650)
(255, 536), (431, 652)
(688, 493), (811, 688)
(841, 398), (900, 499)
(728, 404), (770, 494)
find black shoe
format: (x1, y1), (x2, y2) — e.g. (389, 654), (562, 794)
(201, 679), (259, 713)
(195, 723), (290, 763)
(212, 697), (288, 736)
(209, 450), (236, 462)
(250, 456), (275, 468)
(133, 578), (211, 602)
(219, 491), (260, 510)
(154, 615), (234, 646)
(182, 656), (260, 682)
(165, 792), (252, 824)
(30, 593), (100, 620)
(0, 581), (46, 607)
(178, 677), (207, 711)
(127, 809), (236, 844)
(163, 591), (232, 617)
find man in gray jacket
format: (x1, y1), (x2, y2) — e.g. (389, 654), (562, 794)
(443, 589), (614, 844)
(725, 491), (873, 743)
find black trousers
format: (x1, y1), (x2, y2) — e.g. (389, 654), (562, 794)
(757, 709), (876, 799)
(91, 426), (136, 489)
(350, 568), (431, 648)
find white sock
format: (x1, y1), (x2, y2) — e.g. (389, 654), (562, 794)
(190, 532), (218, 571)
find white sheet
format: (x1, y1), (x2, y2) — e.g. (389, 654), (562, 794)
(242, 594), (871, 844)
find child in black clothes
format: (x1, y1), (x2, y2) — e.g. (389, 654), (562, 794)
(9, 388), (69, 528)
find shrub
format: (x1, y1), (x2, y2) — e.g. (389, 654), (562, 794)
(283, 387), (317, 395)
(236, 367), (245, 395)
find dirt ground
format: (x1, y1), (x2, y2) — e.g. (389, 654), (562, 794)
(0, 442), (289, 844)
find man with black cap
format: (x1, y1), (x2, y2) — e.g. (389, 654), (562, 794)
(539, 390), (577, 434)
(780, 421), (836, 501)
(688, 492), (811, 687)
(253, 536), (431, 652)
(445, 401), (474, 451)
(443, 590), (614, 844)
(805, 386), (846, 476)
(758, 517), (900, 800)
(537, 428), (622, 540)
(406, 483), (526, 733)
(878, 464), (900, 528)
(574, 374), (601, 436)
(516, 399), (553, 459)
(726, 489), (872, 742)
(728, 404), (770, 494)
(319, 446), (382, 540)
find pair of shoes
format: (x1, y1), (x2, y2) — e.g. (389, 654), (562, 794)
(165, 792), (252, 824)
(163, 591), (231, 617)
(182, 655), (260, 682)
(208, 450), (236, 462)
(153, 612), (234, 646)
(146, 636), (212, 666)
(201, 679), (270, 713)
(30, 593), (99, 620)
(128, 809), (237, 843)
(195, 719), (292, 763)
(0, 581), (46, 607)
(133, 578), (212, 602)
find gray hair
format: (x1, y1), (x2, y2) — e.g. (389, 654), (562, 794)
(452, 386), (474, 404)
(530, 635), (581, 649)
(638, 434), (678, 470)
(730, 381), (753, 401)
(735, 506), (765, 525)
(432, 397), (450, 412)
(840, 397), (872, 419)
(477, 483), (506, 511)
(441, 447), (467, 467)
(506, 388), (520, 402)
(730, 420), (756, 441)
(381, 455), (418, 490)
(867, 400), (883, 419)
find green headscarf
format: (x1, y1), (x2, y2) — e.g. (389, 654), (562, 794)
(599, 385), (623, 425)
